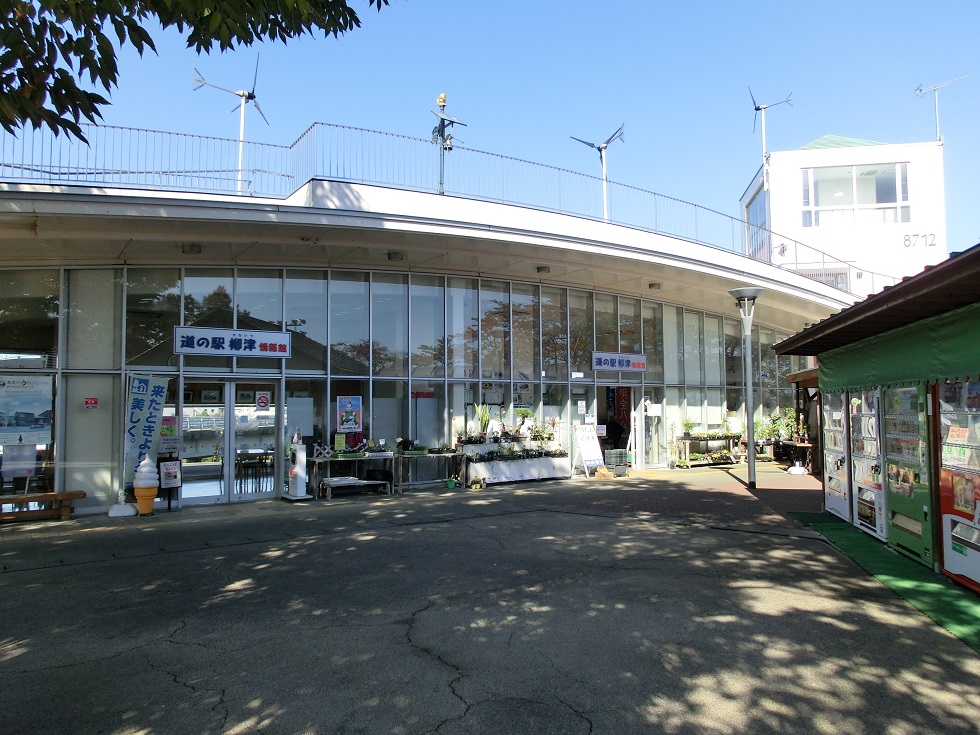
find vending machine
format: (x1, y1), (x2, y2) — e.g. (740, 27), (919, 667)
(937, 381), (980, 593)
(849, 389), (887, 540)
(822, 391), (851, 521)
(882, 384), (934, 567)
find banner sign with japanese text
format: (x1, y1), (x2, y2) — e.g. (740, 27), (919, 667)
(124, 374), (170, 485)
(592, 351), (647, 372)
(173, 327), (292, 358)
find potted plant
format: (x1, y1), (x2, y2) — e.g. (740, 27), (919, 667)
(681, 417), (697, 437)
(474, 403), (492, 437)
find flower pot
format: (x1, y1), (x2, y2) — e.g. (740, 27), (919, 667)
(133, 484), (158, 515)
(445, 478), (457, 488)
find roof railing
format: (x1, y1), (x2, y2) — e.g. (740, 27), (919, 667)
(0, 122), (895, 296)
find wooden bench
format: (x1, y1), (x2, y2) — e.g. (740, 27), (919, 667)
(317, 477), (390, 500)
(0, 491), (87, 522)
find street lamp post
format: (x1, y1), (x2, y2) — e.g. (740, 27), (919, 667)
(730, 287), (763, 489)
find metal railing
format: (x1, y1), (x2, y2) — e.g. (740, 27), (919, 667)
(0, 121), (895, 296)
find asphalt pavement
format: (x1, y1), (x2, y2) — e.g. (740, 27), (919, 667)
(2, 464), (978, 734)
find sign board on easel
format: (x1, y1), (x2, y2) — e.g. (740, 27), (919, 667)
(573, 424), (605, 477)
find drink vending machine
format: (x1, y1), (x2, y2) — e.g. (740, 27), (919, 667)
(822, 391), (851, 521)
(882, 385), (933, 567)
(937, 381), (980, 593)
(849, 389), (887, 540)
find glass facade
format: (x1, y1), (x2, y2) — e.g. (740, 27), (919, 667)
(0, 266), (792, 510)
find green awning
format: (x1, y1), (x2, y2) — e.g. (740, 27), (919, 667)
(819, 302), (980, 391)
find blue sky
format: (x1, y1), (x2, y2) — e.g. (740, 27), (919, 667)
(102, 0), (978, 253)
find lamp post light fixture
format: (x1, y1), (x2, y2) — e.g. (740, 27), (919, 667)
(729, 287), (763, 489)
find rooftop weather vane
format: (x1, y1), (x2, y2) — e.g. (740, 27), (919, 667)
(194, 56), (270, 195)
(571, 123), (625, 222)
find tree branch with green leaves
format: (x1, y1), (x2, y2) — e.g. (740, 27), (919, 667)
(0, 0), (389, 141)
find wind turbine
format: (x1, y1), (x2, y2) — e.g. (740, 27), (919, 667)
(194, 56), (270, 194)
(749, 88), (791, 191)
(915, 75), (968, 141)
(571, 123), (624, 221)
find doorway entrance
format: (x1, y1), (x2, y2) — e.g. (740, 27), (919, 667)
(595, 386), (666, 470)
(180, 380), (279, 504)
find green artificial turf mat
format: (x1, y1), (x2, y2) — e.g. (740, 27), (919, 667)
(790, 511), (980, 653)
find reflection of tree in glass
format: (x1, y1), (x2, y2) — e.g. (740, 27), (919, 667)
(480, 298), (511, 378)
(331, 340), (408, 376)
(0, 272), (60, 358)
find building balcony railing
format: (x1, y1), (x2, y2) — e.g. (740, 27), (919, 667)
(0, 122), (896, 296)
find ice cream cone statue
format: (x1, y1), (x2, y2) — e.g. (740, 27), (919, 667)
(133, 456), (159, 515)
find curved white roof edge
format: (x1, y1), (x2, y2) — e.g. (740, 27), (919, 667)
(0, 180), (856, 331)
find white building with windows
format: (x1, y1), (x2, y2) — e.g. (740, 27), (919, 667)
(0, 122), (862, 514)
(741, 135), (947, 295)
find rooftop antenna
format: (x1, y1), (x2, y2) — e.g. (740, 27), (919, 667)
(431, 93), (466, 195)
(571, 123), (624, 222)
(915, 76), (968, 141)
(194, 55), (270, 194)
(749, 88), (792, 191)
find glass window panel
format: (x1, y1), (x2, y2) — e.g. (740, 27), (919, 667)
(480, 280), (510, 380)
(512, 283), (539, 381)
(685, 387), (705, 430)
(642, 301), (664, 383)
(594, 292), (617, 381)
(0, 270), (59, 369)
(542, 384), (568, 449)
(725, 318), (744, 387)
(411, 380), (447, 449)
(706, 388), (724, 431)
(480, 381), (508, 433)
(447, 277), (478, 379)
(856, 164), (897, 205)
(662, 305), (682, 384)
(813, 166), (853, 206)
(372, 379), (409, 446)
(619, 297), (641, 353)
(329, 378), (369, 447)
(184, 268), (234, 370)
(448, 381), (479, 440)
(126, 268), (180, 367)
(683, 310), (703, 386)
(410, 275), (445, 378)
(372, 273), (408, 377)
(568, 290), (594, 381)
(759, 328), (777, 393)
(236, 268), (283, 373)
(285, 378), (328, 448)
(410, 380), (447, 479)
(801, 170), (810, 206)
(541, 286), (567, 381)
(284, 270), (328, 372)
(704, 315), (723, 386)
(66, 269), (122, 370)
(330, 271), (369, 376)
(900, 163), (908, 202)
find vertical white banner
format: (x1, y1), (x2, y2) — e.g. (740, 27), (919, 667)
(123, 375), (171, 486)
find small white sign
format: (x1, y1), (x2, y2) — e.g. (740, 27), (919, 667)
(577, 400), (587, 415)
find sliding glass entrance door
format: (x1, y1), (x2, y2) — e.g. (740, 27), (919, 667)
(181, 380), (279, 504)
